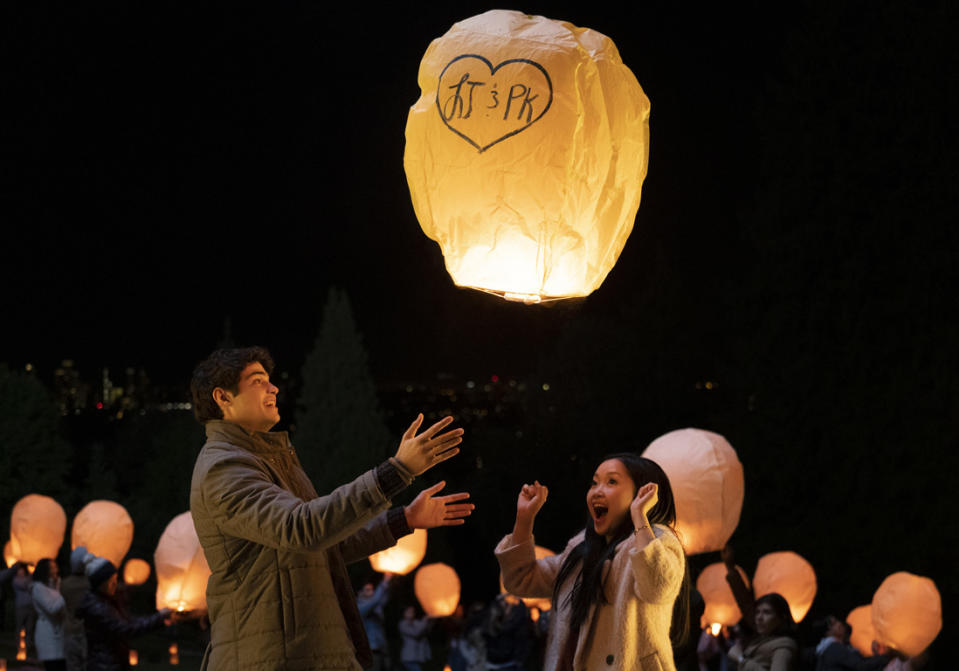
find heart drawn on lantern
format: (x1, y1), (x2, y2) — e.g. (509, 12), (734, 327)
(435, 54), (553, 153)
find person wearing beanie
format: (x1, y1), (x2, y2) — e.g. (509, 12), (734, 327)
(77, 553), (174, 671)
(60, 546), (91, 671)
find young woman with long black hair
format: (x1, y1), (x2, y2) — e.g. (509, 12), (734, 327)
(495, 453), (690, 670)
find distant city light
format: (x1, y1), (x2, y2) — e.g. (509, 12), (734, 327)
(96, 402), (103, 410)
(491, 374), (499, 383)
(25, 363), (34, 372)
(542, 383), (550, 391)
(466, 380), (475, 389)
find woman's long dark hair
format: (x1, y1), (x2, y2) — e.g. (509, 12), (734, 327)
(552, 453), (691, 647)
(33, 558), (56, 586)
(754, 593), (797, 638)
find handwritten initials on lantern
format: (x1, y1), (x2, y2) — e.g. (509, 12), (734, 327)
(436, 54), (553, 153)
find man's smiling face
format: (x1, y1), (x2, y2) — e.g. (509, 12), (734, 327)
(216, 361), (280, 433)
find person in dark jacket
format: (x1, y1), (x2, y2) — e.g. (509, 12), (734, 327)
(815, 616), (890, 671)
(482, 594), (532, 671)
(60, 546), (91, 671)
(76, 553), (173, 671)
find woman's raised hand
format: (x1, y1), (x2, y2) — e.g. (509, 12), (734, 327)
(516, 481), (549, 522)
(630, 482), (658, 528)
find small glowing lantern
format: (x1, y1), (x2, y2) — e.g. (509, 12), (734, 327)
(871, 572), (941, 657)
(4, 538), (21, 568)
(72, 500), (135, 568)
(169, 642), (179, 665)
(752, 551), (817, 623)
(1, 655), (7, 670)
(123, 558), (152, 586)
(129, 649), (138, 666)
(405, 10), (650, 302)
(10, 494), (67, 564)
(846, 605), (875, 657)
(369, 528), (427, 575)
(16, 628), (27, 660)
(641, 429), (744, 554)
(696, 562), (750, 629)
(154, 512), (211, 612)
(499, 545), (556, 612)
(414, 562), (460, 617)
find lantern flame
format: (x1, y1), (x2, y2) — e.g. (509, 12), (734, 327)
(129, 649), (138, 666)
(710, 623), (722, 636)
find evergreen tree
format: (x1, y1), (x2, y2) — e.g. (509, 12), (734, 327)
(294, 288), (392, 494)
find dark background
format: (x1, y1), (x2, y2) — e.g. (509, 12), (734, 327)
(1, 1), (955, 665)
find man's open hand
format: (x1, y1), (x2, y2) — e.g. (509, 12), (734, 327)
(394, 414), (464, 476)
(404, 481), (474, 529)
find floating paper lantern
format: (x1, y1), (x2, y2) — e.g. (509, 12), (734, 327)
(72, 500), (134, 568)
(752, 551), (817, 623)
(871, 572), (941, 657)
(414, 562), (460, 617)
(846, 605), (875, 657)
(696, 563), (750, 628)
(4, 537), (21, 568)
(405, 10), (650, 303)
(499, 545), (556, 612)
(123, 558), (151, 586)
(10, 494), (67, 564)
(154, 512), (211, 612)
(369, 528), (427, 575)
(641, 429), (744, 554)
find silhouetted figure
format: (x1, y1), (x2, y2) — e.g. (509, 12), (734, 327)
(32, 558), (66, 671)
(60, 547), (91, 671)
(398, 605), (431, 671)
(482, 594), (532, 671)
(357, 573), (392, 671)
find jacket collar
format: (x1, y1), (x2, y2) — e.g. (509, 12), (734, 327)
(205, 419), (292, 454)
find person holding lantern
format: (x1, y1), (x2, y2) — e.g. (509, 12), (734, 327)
(189, 346), (474, 671)
(726, 593), (798, 671)
(495, 453), (690, 671)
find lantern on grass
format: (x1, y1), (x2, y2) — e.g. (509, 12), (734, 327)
(499, 545), (556, 612)
(72, 500), (134, 568)
(414, 562), (460, 617)
(641, 429), (744, 555)
(696, 562), (750, 629)
(846, 605), (875, 657)
(10, 494), (67, 564)
(123, 558), (151, 586)
(752, 551), (817, 623)
(871, 572), (941, 657)
(154, 512), (211, 612)
(369, 528), (427, 575)
(405, 10), (650, 303)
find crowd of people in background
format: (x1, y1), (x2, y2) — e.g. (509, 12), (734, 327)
(1, 546), (192, 671)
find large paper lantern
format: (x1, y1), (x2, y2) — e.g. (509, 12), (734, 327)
(72, 500), (134, 568)
(10, 494), (67, 564)
(641, 429), (744, 554)
(369, 528), (427, 575)
(752, 551), (817, 623)
(405, 10), (650, 303)
(154, 512), (211, 612)
(696, 563), (750, 628)
(499, 545), (556, 612)
(871, 572), (941, 657)
(846, 605), (875, 657)
(414, 562), (460, 617)
(123, 558), (152, 586)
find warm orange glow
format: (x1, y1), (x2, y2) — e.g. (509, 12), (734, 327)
(697, 562), (750, 628)
(499, 545), (556, 612)
(642, 429), (744, 555)
(16, 629), (26, 660)
(129, 649), (138, 666)
(846, 605), (875, 657)
(1, 656), (7, 670)
(10, 494), (67, 564)
(72, 500), (135, 568)
(169, 643), (179, 665)
(3, 538), (20, 568)
(872, 572), (941, 657)
(123, 558), (151, 586)
(529, 607), (540, 623)
(710, 623), (722, 636)
(154, 512), (211, 612)
(414, 563), (460, 617)
(753, 551), (817, 623)
(405, 10), (650, 301)
(369, 528), (427, 575)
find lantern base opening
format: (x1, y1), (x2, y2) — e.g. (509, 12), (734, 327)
(503, 291), (542, 304)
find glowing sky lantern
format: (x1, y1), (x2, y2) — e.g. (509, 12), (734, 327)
(72, 500), (134, 569)
(752, 551), (817, 623)
(499, 545), (556, 612)
(369, 528), (427, 575)
(10, 494), (66, 564)
(123, 558), (152, 586)
(405, 10), (650, 303)
(414, 562), (460, 617)
(641, 429), (744, 555)
(871, 572), (941, 657)
(846, 605), (875, 657)
(154, 512), (211, 612)
(696, 563), (750, 629)
(4, 537), (21, 568)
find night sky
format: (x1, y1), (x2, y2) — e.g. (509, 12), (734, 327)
(2, 1), (957, 654)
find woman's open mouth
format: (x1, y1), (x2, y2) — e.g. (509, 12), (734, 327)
(592, 504), (608, 522)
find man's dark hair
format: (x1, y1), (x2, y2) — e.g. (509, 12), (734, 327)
(190, 346), (275, 423)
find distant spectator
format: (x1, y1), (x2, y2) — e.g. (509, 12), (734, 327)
(446, 601), (487, 671)
(12, 561), (38, 653)
(60, 546), (91, 671)
(357, 573), (392, 671)
(398, 605), (432, 671)
(32, 558), (66, 671)
(727, 593), (797, 671)
(482, 593), (532, 671)
(815, 614), (889, 671)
